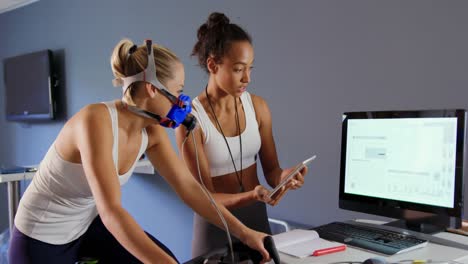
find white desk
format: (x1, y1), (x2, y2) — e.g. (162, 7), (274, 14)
(0, 171), (35, 232)
(279, 224), (468, 264)
(133, 159), (155, 174)
(0, 160), (155, 232)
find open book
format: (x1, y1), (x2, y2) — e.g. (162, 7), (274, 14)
(446, 220), (468, 236)
(272, 229), (346, 258)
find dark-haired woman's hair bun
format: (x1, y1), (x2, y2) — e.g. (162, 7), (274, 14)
(196, 12), (229, 43)
(192, 12), (251, 73)
(206, 12), (230, 29)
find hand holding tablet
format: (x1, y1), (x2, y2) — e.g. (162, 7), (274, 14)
(268, 155), (316, 199)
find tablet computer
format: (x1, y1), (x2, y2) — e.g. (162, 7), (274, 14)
(268, 155), (316, 199)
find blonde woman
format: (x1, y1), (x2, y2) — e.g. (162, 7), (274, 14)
(9, 38), (270, 264)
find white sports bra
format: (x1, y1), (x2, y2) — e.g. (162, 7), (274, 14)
(191, 92), (261, 177)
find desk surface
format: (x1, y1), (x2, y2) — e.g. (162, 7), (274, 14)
(279, 226), (468, 263)
(0, 160), (155, 183)
(0, 171), (35, 183)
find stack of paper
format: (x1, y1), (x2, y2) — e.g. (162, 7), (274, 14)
(272, 229), (346, 258)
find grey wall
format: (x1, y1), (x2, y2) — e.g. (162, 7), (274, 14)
(1, 0), (467, 261)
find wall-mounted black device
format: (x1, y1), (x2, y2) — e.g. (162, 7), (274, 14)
(3, 49), (59, 121)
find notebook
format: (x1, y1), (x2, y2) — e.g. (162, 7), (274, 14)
(272, 229), (346, 258)
(446, 220), (468, 237)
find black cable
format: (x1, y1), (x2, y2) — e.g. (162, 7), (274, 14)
(205, 87), (244, 192)
(234, 94), (243, 192)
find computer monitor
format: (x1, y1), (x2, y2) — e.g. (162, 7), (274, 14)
(339, 109), (466, 234)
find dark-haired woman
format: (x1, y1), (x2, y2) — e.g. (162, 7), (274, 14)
(175, 12), (309, 257)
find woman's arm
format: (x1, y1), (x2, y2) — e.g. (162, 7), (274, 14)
(149, 125), (270, 261)
(175, 125), (269, 209)
(76, 105), (176, 264)
(252, 95), (307, 197)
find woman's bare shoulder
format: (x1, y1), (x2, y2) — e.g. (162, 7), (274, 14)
(248, 93), (271, 124)
(64, 103), (112, 134)
(56, 103), (112, 157)
(75, 103), (111, 121)
(249, 93), (268, 110)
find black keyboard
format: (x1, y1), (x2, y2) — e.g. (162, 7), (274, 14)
(313, 222), (428, 255)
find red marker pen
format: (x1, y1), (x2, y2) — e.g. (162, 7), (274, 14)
(312, 245), (347, 256)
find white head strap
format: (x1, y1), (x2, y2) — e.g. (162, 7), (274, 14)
(118, 40), (170, 96)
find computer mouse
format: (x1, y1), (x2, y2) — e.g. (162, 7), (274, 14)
(363, 257), (388, 264)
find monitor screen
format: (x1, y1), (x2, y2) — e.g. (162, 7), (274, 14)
(3, 50), (56, 121)
(339, 110), (465, 233)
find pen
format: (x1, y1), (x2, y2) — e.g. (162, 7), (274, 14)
(312, 245), (346, 256)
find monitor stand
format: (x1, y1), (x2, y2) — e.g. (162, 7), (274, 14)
(384, 219), (444, 234)
(383, 213), (457, 234)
